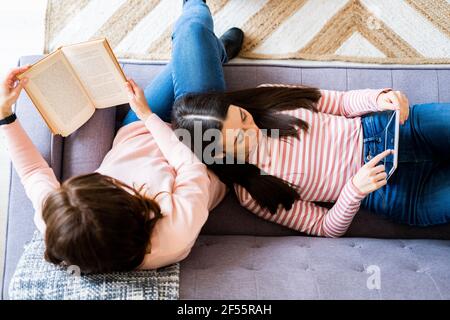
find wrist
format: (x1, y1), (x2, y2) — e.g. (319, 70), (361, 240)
(375, 88), (393, 108)
(139, 109), (152, 122)
(0, 108), (13, 119)
(350, 176), (366, 198)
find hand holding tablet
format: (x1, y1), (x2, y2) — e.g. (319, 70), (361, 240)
(353, 110), (400, 195)
(381, 109), (400, 181)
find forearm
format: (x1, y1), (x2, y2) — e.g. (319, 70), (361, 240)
(0, 108), (13, 119)
(316, 89), (392, 117)
(144, 113), (205, 174)
(0, 119), (60, 216)
(320, 179), (366, 237)
(145, 113), (210, 203)
(1, 120), (52, 179)
(235, 176), (367, 238)
(339, 88), (392, 117)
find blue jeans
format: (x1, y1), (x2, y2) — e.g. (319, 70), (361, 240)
(360, 103), (450, 226)
(122, 0), (227, 125)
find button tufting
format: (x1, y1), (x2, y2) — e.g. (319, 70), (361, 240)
(416, 267), (428, 273)
(193, 264), (214, 270)
(299, 263), (309, 271)
(242, 265), (261, 271)
(355, 265), (365, 272)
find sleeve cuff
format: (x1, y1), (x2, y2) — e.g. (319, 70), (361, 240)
(370, 87), (393, 111)
(347, 177), (367, 201)
(143, 113), (162, 128)
(0, 119), (20, 138)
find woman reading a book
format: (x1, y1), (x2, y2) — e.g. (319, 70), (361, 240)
(0, 0), (241, 273)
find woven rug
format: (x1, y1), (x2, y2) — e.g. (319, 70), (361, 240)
(44, 0), (450, 64)
(9, 231), (179, 300)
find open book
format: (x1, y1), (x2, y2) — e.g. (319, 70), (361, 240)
(17, 38), (129, 137)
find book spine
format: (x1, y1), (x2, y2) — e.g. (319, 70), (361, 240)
(103, 38), (127, 81)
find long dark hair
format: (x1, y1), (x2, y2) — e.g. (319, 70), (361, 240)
(42, 173), (163, 273)
(172, 86), (321, 214)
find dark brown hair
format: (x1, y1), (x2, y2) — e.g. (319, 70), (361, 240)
(172, 86), (321, 214)
(42, 172), (162, 274)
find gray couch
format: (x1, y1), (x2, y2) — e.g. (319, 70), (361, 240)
(2, 55), (449, 299)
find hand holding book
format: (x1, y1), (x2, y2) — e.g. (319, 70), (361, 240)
(16, 38), (128, 136)
(124, 78), (152, 122)
(0, 66), (31, 118)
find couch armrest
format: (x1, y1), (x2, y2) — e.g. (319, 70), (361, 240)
(1, 56), (63, 299)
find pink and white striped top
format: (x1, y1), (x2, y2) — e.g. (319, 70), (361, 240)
(233, 85), (392, 237)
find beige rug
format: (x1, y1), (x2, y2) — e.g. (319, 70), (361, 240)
(45, 0), (450, 64)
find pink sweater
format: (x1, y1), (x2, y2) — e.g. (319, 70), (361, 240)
(234, 86), (392, 237)
(1, 113), (226, 269)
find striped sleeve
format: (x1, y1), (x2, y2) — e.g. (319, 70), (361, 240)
(257, 83), (392, 118)
(317, 88), (392, 118)
(234, 178), (367, 238)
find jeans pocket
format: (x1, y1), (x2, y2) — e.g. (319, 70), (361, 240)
(363, 135), (382, 164)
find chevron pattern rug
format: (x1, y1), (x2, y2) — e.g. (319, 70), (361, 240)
(45, 0), (450, 64)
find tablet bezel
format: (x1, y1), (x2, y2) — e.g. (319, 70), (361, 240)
(384, 109), (400, 180)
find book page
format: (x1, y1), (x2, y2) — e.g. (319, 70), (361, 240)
(62, 39), (129, 109)
(18, 50), (95, 136)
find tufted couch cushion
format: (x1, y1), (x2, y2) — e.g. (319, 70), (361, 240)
(180, 236), (450, 299)
(2, 55), (450, 299)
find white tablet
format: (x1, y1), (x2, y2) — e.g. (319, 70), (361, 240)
(383, 109), (400, 180)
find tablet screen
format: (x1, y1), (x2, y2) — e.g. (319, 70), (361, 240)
(382, 110), (399, 180)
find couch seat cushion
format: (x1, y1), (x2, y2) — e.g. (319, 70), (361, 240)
(180, 235), (450, 299)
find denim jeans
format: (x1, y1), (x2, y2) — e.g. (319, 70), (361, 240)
(360, 103), (450, 226)
(122, 0), (227, 125)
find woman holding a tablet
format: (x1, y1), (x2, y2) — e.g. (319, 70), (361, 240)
(172, 85), (450, 236)
(361, 92), (450, 227)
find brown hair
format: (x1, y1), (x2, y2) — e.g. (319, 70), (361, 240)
(172, 86), (321, 214)
(42, 172), (162, 274)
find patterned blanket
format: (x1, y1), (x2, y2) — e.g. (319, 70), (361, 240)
(9, 231), (179, 300)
